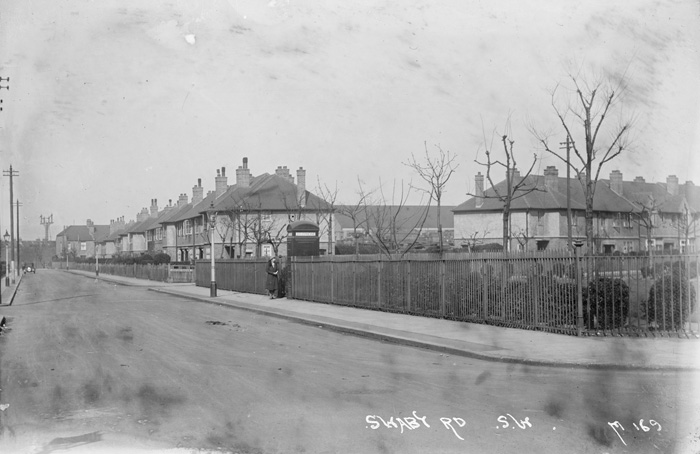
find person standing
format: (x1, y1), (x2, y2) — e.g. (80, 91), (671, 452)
(265, 257), (279, 299)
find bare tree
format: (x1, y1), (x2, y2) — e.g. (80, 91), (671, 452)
(533, 70), (632, 251)
(472, 130), (541, 252)
(361, 178), (429, 257)
(315, 178), (339, 255)
(630, 194), (664, 258)
(337, 178), (374, 255)
(404, 142), (458, 254)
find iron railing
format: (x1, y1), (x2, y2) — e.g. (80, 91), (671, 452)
(289, 252), (699, 338)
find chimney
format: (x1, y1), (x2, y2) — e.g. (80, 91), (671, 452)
(86, 219), (94, 228)
(475, 172), (484, 207)
(667, 175), (679, 196)
(544, 166), (559, 191)
(609, 170), (623, 195)
(215, 167), (229, 197)
(150, 198), (159, 217)
(137, 208), (149, 222)
(296, 167), (306, 207)
(178, 193), (189, 206)
(276, 165), (292, 180)
(506, 168), (521, 182)
(634, 176), (646, 183)
(192, 178), (204, 205)
(236, 158), (251, 188)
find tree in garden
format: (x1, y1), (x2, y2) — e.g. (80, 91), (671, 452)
(533, 70), (633, 251)
(472, 128), (541, 252)
(337, 178), (373, 255)
(360, 178), (429, 257)
(314, 178), (339, 256)
(404, 142), (458, 254)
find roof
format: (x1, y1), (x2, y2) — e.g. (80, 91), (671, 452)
(335, 205), (455, 231)
(210, 173), (330, 214)
(55, 225), (110, 242)
(452, 173), (698, 214)
(166, 191), (217, 224)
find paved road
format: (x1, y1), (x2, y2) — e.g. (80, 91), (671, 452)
(0, 270), (697, 454)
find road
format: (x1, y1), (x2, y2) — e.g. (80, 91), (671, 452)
(0, 270), (697, 454)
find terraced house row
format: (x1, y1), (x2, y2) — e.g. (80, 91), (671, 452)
(56, 162), (699, 260)
(454, 168), (700, 253)
(56, 158), (337, 261)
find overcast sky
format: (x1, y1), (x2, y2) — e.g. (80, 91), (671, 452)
(1, 0), (698, 241)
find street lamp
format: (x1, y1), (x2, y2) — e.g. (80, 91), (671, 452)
(207, 202), (217, 297)
(3, 230), (9, 287)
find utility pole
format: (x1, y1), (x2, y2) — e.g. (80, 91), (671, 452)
(16, 200), (22, 271)
(0, 76), (8, 111)
(1, 76), (8, 287)
(3, 166), (19, 282)
(40, 214), (54, 243)
(560, 136), (573, 251)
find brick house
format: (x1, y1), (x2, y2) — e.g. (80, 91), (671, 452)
(453, 167), (699, 253)
(55, 220), (109, 259)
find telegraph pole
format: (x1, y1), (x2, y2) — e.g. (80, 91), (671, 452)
(40, 214), (54, 242)
(560, 136), (573, 251)
(1, 76), (8, 289)
(16, 200), (22, 271)
(3, 166), (18, 281)
(0, 75), (8, 110)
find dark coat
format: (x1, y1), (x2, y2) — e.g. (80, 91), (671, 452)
(265, 261), (279, 291)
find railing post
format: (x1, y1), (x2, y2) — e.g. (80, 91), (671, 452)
(330, 258), (334, 303)
(482, 259), (488, 320)
(440, 259), (446, 317)
(407, 259), (411, 312)
(575, 247), (584, 336)
(352, 260), (356, 305)
(377, 257), (382, 309)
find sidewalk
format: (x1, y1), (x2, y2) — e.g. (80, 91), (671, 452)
(0, 272), (23, 328)
(62, 270), (700, 370)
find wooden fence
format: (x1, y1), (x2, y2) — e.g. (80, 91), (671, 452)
(58, 262), (192, 283)
(195, 259), (270, 295)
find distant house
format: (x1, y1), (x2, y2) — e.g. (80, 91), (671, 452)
(335, 205), (455, 251)
(453, 167), (699, 253)
(55, 220), (109, 259)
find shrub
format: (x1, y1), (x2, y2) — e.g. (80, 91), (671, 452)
(647, 266), (697, 330)
(153, 252), (171, 265)
(584, 277), (630, 330)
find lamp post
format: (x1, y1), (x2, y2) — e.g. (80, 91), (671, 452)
(207, 202), (217, 297)
(3, 230), (9, 287)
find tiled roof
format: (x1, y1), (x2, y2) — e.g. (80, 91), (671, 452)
(453, 174), (670, 214)
(211, 174), (330, 213)
(55, 225), (110, 242)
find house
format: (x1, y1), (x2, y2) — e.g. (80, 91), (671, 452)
(453, 167), (699, 253)
(207, 158), (336, 258)
(55, 220), (110, 259)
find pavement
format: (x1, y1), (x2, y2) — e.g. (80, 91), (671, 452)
(0, 271), (23, 328)
(10, 269), (700, 371)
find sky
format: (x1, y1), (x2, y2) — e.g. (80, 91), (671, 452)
(0, 0), (699, 241)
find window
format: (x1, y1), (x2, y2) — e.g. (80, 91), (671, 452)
(80, 242), (87, 251)
(622, 213), (631, 228)
(156, 228), (163, 241)
(612, 214), (620, 228)
(184, 220), (192, 235)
